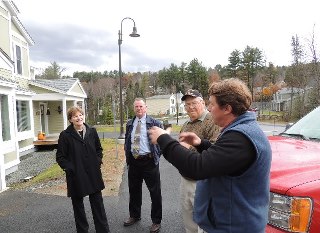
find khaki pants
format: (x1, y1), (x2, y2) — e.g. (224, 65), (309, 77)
(180, 177), (204, 233)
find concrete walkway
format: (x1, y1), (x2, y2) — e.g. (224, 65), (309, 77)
(0, 158), (184, 233)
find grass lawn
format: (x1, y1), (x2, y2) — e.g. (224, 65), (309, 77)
(95, 125), (120, 133)
(95, 124), (182, 133)
(10, 163), (64, 190)
(170, 124), (182, 132)
(258, 110), (289, 125)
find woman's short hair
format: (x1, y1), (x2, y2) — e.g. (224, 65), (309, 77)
(67, 106), (84, 121)
(208, 78), (252, 116)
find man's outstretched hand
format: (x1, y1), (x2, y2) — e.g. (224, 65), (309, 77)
(179, 132), (201, 147)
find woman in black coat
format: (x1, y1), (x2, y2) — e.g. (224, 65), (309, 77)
(56, 106), (110, 233)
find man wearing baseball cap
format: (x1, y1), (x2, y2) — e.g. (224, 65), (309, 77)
(179, 89), (219, 233)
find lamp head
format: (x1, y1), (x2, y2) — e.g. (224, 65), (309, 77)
(129, 26), (140, 37)
(57, 105), (62, 114)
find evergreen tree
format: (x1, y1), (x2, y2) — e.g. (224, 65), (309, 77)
(37, 61), (66, 79)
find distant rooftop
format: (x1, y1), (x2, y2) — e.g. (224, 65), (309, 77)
(30, 78), (79, 93)
(146, 94), (172, 100)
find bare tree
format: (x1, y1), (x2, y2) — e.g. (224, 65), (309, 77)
(285, 35), (309, 118)
(307, 24), (320, 110)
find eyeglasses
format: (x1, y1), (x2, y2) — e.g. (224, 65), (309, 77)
(184, 101), (201, 109)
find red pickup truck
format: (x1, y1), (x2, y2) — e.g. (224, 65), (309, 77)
(266, 106), (320, 233)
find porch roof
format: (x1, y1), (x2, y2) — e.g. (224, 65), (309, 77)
(29, 78), (87, 98)
(16, 86), (36, 96)
(0, 76), (16, 88)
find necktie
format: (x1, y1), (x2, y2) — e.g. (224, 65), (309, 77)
(132, 120), (141, 158)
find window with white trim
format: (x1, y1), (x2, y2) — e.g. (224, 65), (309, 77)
(1, 95), (11, 141)
(15, 45), (22, 75)
(16, 100), (31, 132)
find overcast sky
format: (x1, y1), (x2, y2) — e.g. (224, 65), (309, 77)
(14, 0), (320, 76)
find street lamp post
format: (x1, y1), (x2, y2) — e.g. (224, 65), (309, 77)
(118, 17), (140, 139)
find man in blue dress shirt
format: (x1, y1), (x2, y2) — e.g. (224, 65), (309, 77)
(123, 97), (163, 233)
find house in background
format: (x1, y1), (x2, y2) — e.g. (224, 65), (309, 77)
(146, 92), (186, 116)
(272, 87), (304, 111)
(0, 1), (87, 192)
(29, 78), (87, 137)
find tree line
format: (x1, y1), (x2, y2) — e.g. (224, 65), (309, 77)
(36, 30), (320, 124)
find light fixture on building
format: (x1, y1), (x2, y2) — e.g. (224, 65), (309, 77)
(57, 106), (62, 114)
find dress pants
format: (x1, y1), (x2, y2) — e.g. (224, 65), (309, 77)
(128, 156), (162, 224)
(71, 191), (110, 233)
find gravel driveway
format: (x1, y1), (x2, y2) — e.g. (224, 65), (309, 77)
(5, 150), (57, 187)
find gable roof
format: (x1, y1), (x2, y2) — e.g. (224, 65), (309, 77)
(3, 1), (35, 45)
(29, 78), (87, 97)
(12, 16), (35, 45)
(276, 87), (303, 95)
(0, 48), (14, 64)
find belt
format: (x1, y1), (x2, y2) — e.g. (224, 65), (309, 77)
(133, 153), (153, 160)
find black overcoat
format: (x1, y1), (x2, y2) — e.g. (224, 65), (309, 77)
(56, 123), (105, 197)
